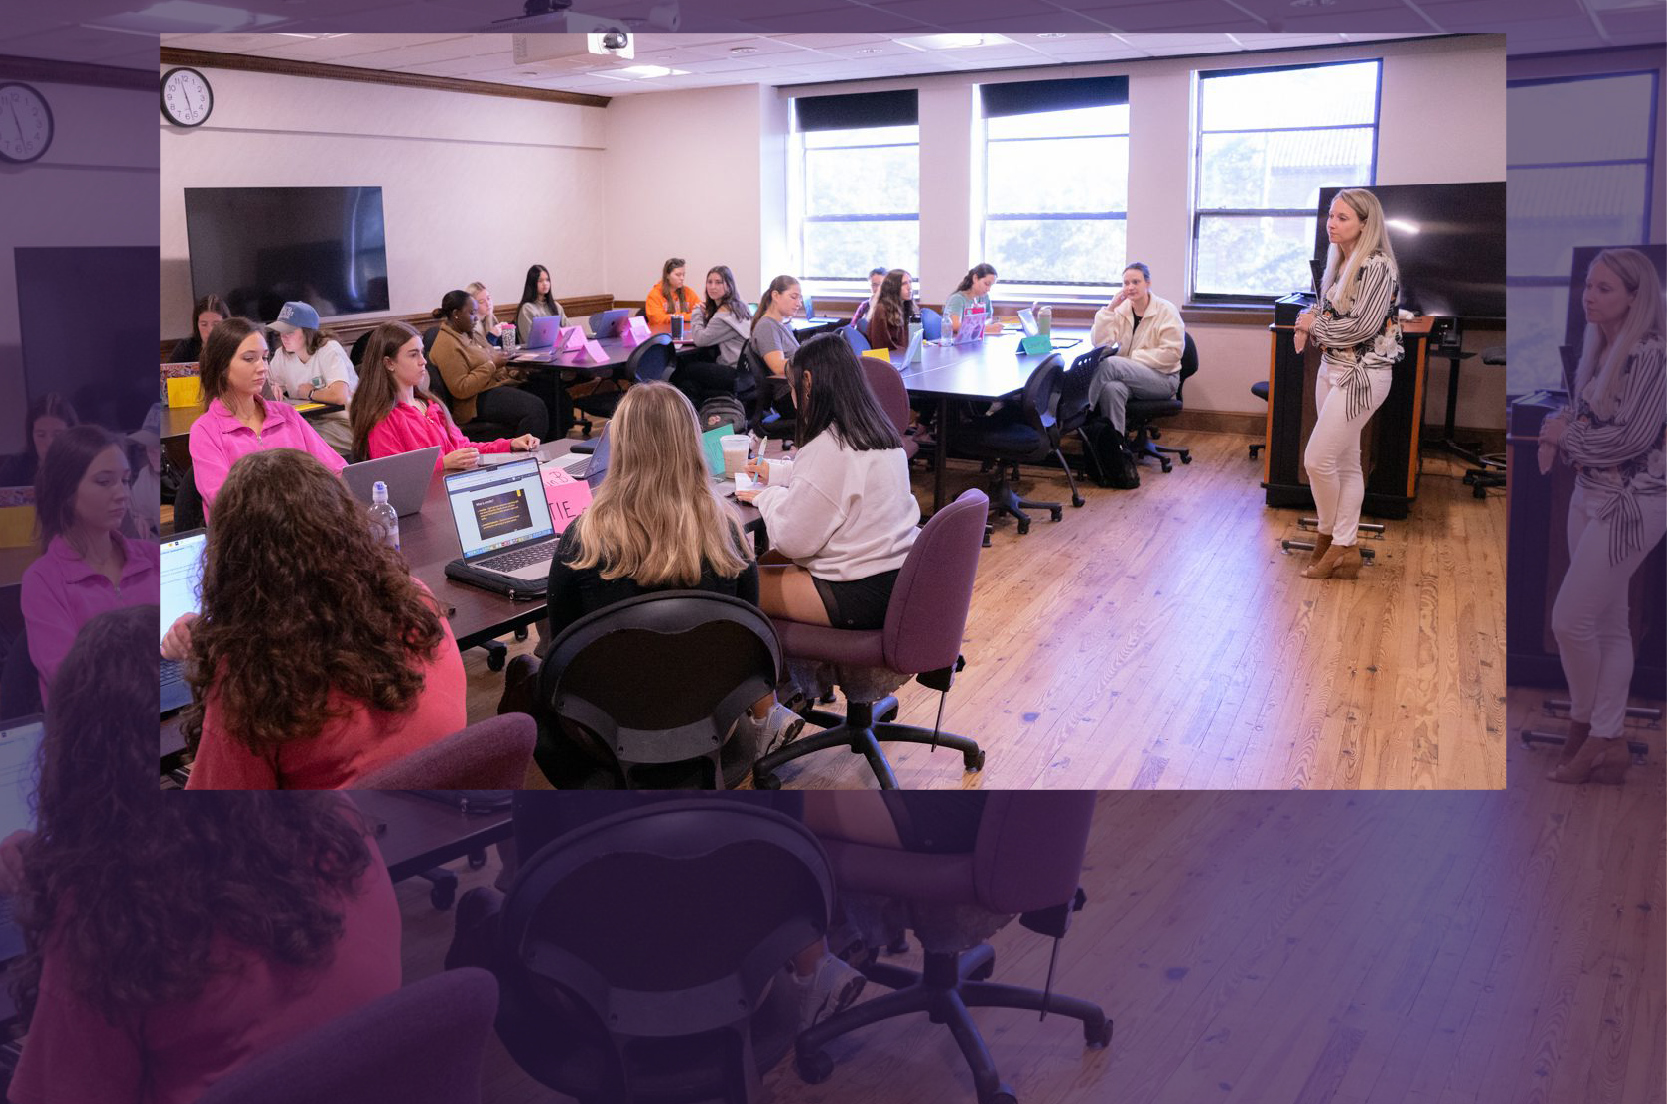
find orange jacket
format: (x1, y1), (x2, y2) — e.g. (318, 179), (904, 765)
(645, 283), (700, 326)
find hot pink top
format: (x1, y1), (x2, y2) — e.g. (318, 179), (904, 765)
(21, 533), (161, 705)
(188, 398), (347, 518)
(365, 399), (513, 473)
(8, 812), (400, 1104)
(186, 587), (467, 790)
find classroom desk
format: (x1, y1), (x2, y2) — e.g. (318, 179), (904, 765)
(349, 790), (515, 885)
(882, 328), (1091, 512)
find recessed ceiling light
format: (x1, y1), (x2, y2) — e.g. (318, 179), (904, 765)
(854, 48), (882, 55)
(897, 33), (1013, 51)
(1035, 32), (1068, 39)
(730, 46), (760, 56)
(1290, 0), (1338, 6)
(601, 65), (687, 79)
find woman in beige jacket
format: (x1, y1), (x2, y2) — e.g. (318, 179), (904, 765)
(1087, 262), (1186, 435)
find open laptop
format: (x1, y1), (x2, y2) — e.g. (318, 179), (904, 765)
(160, 529), (206, 715)
(524, 314), (563, 349)
(1017, 302), (1043, 336)
(0, 715), (44, 962)
(341, 447), (439, 516)
(589, 308), (632, 339)
(442, 456), (559, 597)
(547, 424), (612, 488)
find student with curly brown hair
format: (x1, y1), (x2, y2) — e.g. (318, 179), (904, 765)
(164, 447), (467, 788)
(2, 605), (402, 1104)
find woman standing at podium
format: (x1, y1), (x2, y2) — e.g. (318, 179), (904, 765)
(1294, 188), (1403, 579)
(1538, 247), (1666, 786)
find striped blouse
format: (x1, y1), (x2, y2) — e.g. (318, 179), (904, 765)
(1311, 251), (1404, 420)
(1562, 335), (1666, 565)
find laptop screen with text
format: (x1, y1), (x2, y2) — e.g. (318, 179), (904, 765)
(160, 531), (207, 646)
(445, 457), (554, 561)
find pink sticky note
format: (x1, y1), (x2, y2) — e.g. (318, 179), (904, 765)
(580, 338), (610, 363)
(556, 324), (585, 350)
(542, 466), (594, 533)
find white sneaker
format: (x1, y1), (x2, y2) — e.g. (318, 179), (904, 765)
(753, 702), (807, 758)
(793, 953), (867, 1032)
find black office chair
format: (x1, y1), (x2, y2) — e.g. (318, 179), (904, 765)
(569, 333), (676, 431)
(350, 329), (372, 370)
(1124, 332), (1199, 472)
(492, 797), (836, 1104)
(0, 628), (40, 722)
(423, 325), (520, 444)
(1064, 343), (1116, 483)
(1249, 379), (1270, 459)
(1465, 347), (1508, 497)
(171, 463), (205, 533)
(740, 339), (794, 442)
(966, 353), (1080, 537)
(533, 592), (784, 789)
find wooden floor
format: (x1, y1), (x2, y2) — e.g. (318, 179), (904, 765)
(463, 429), (1508, 790)
(396, 692), (1663, 1104)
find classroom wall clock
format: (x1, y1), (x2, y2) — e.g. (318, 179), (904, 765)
(161, 67), (214, 128)
(0, 82), (53, 164)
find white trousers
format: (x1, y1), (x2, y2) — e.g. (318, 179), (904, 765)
(1552, 484), (1667, 740)
(1304, 365), (1392, 546)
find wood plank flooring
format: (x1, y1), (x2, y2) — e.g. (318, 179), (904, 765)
(464, 430), (1508, 790)
(396, 694), (1662, 1104)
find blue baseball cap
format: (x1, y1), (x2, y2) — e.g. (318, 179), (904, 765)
(268, 300), (321, 334)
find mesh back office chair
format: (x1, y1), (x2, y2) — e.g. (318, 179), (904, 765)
(533, 592), (784, 790)
(194, 969), (500, 1104)
(1123, 332), (1199, 473)
(752, 489), (990, 791)
(798, 792), (1111, 1104)
(493, 799), (835, 1104)
(966, 354), (1082, 538)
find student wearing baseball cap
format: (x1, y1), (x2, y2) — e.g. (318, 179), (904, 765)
(265, 300), (357, 455)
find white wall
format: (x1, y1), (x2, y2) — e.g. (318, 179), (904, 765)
(1, 81), (156, 454)
(159, 67), (610, 332)
(600, 83), (771, 300)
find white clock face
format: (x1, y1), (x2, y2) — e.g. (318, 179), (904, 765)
(162, 69), (213, 128)
(0, 83), (52, 164)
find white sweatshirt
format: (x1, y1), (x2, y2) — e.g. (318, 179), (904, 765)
(1089, 292), (1185, 374)
(752, 429), (918, 581)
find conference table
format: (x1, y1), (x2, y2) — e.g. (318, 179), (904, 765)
(878, 327), (1092, 512)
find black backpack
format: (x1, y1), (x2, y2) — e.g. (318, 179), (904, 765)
(697, 394), (749, 435)
(1084, 419), (1140, 490)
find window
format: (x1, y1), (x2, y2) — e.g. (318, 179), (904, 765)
(1192, 60), (1381, 301)
(792, 90), (919, 287)
(1506, 71), (1657, 394)
(980, 76), (1129, 290)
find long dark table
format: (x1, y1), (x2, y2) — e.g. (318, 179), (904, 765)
(879, 328), (1092, 512)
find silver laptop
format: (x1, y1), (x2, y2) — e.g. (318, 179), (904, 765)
(0, 715), (43, 961)
(160, 530), (206, 715)
(342, 447), (440, 516)
(443, 456), (561, 584)
(525, 314), (563, 349)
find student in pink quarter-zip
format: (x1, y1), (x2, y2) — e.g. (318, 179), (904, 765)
(187, 316), (346, 519)
(20, 425), (160, 706)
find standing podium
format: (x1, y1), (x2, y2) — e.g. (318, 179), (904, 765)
(1260, 292), (1433, 520)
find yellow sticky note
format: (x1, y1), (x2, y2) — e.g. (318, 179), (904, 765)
(861, 348), (892, 360)
(166, 375), (204, 408)
(0, 505), (35, 548)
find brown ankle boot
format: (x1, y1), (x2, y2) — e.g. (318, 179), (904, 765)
(1302, 542), (1362, 579)
(1309, 533), (1333, 565)
(1547, 720), (1591, 778)
(1549, 734), (1630, 785)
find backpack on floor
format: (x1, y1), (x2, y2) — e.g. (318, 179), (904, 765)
(1085, 420), (1140, 490)
(697, 394), (749, 434)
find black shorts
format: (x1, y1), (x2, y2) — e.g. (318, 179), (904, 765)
(811, 569), (901, 630)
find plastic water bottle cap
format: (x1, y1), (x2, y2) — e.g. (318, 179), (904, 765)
(372, 481), (388, 503)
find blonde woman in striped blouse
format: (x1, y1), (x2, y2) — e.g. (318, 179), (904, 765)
(1539, 247), (1666, 786)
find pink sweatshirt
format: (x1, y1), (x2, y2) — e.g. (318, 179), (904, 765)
(188, 398), (347, 517)
(22, 533), (161, 705)
(365, 399), (513, 473)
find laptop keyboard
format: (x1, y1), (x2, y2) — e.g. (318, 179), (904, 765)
(161, 658), (184, 691)
(554, 453), (591, 475)
(478, 542), (553, 574)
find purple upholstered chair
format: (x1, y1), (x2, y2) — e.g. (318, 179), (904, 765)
(797, 792), (1111, 1103)
(858, 350), (919, 462)
(751, 488), (990, 790)
(351, 712), (537, 789)
(195, 968), (499, 1104)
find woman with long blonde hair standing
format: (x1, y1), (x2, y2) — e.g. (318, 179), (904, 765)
(1294, 187), (1404, 579)
(1538, 248), (1666, 785)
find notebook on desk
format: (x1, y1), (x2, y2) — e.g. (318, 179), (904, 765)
(160, 530), (206, 715)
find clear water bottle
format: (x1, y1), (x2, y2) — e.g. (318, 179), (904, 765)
(369, 481), (400, 551)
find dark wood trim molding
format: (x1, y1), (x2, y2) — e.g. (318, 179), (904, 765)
(0, 54), (154, 91)
(158, 48), (612, 109)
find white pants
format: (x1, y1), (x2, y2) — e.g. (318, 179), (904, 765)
(1552, 484), (1667, 740)
(1090, 356), (1179, 434)
(1304, 365), (1392, 546)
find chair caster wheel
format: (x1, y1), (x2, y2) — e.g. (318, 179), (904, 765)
(753, 771), (781, 790)
(980, 1088), (1017, 1104)
(1016, 520), (1031, 536)
(878, 703), (899, 723)
(1159, 460), (1173, 473)
(1071, 494), (1085, 508)
(1085, 1016), (1114, 1049)
(467, 849), (487, 870)
(431, 882), (456, 911)
(486, 651), (505, 673)
(1473, 485), (1487, 499)
(1048, 507), (1063, 522)
(887, 935), (910, 954)
(968, 957), (995, 982)
(964, 748), (986, 771)
(514, 626), (529, 642)
(796, 1049), (834, 1085)
(1179, 452), (1192, 464)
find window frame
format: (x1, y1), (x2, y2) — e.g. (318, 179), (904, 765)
(978, 99), (1131, 293)
(792, 119), (921, 288)
(1189, 58), (1384, 306)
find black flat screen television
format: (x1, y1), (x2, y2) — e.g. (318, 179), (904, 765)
(184, 186), (390, 323)
(1314, 182), (1505, 322)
